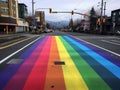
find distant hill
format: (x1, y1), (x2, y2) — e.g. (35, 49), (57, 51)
(46, 20), (69, 28)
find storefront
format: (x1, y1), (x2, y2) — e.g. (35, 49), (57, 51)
(0, 17), (17, 34)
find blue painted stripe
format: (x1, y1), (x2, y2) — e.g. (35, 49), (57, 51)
(69, 36), (120, 67)
(63, 36), (120, 89)
(65, 36), (120, 79)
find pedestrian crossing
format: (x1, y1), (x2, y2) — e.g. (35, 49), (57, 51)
(0, 36), (120, 90)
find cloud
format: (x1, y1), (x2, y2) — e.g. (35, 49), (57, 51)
(18, 0), (120, 21)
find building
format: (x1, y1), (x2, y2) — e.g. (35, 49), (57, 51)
(0, 0), (17, 34)
(16, 3), (29, 32)
(35, 11), (45, 30)
(111, 9), (120, 34)
(18, 3), (28, 19)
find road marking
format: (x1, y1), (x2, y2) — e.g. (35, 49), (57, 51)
(56, 36), (88, 90)
(101, 40), (120, 45)
(71, 36), (120, 57)
(111, 40), (120, 43)
(7, 59), (23, 64)
(0, 36), (41, 64)
(65, 36), (120, 79)
(115, 37), (120, 39)
(0, 37), (33, 50)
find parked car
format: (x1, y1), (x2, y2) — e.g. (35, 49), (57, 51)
(44, 29), (53, 33)
(116, 30), (120, 34)
(61, 29), (67, 32)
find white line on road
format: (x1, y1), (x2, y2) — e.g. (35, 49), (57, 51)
(101, 40), (120, 46)
(72, 36), (120, 57)
(111, 40), (120, 44)
(115, 37), (120, 40)
(0, 36), (41, 64)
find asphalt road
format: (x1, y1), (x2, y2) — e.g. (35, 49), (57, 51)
(67, 32), (120, 59)
(0, 31), (120, 90)
(44, 31), (120, 58)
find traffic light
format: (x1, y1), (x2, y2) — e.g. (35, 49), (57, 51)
(83, 14), (87, 18)
(103, 18), (106, 23)
(97, 18), (101, 25)
(49, 8), (52, 13)
(71, 10), (74, 15)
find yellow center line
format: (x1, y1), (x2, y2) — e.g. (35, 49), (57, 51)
(0, 37), (34, 50)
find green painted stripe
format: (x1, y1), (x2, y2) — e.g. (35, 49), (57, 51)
(59, 36), (111, 90)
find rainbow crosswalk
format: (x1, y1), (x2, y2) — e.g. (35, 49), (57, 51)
(0, 36), (120, 90)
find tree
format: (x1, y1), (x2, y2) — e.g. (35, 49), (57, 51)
(90, 7), (96, 16)
(46, 23), (51, 29)
(26, 16), (33, 26)
(89, 7), (97, 31)
(69, 18), (73, 29)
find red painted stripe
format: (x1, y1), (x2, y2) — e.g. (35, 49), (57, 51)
(23, 36), (52, 90)
(4, 37), (47, 90)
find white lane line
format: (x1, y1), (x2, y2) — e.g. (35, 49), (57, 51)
(111, 40), (120, 44)
(0, 36), (41, 64)
(71, 36), (120, 57)
(101, 40), (120, 45)
(115, 37), (120, 40)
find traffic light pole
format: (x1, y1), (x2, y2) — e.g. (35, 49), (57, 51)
(52, 11), (88, 17)
(100, 0), (104, 34)
(52, 11), (71, 14)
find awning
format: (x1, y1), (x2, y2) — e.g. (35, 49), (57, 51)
(0, 23), (17, 26)
(0, 17), (17, 25)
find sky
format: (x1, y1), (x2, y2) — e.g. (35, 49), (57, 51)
(18, 0), (120, 22)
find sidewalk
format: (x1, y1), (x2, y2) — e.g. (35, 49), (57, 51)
(0, 33), (28, 44)
(0, 33), (41, 45)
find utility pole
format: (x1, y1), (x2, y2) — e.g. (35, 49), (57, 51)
(104, 2), (106, 16)
(32, 0), (35, 16)
(100, 0), (104, 33)
(32, 0), (35, 31)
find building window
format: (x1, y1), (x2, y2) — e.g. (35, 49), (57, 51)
(112, 16), (115, 22)
(0, 0), (8, 4)
(113, 12), (116, 16)
(13, 11), (16, 14)
(1, 7), (9, 13)
(13, 4), (16, 7)
(119, 11), (120, 15)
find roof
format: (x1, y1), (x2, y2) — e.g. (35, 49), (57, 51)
(112, 8), (120, 12)
(18, 3), (27, 7)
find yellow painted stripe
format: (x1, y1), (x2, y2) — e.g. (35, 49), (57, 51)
(56, 36), (88, 90)
(0, 37), (33, 50)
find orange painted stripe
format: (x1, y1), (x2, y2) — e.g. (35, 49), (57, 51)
(44, 36), (66, 90)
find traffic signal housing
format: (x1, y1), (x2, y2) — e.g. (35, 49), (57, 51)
(97, 17), (101, 25)
(83, 13), (87, 18)
(103, 18), (106, 23)
(49, 8), (52, 13)
(71, 10), (74, 15)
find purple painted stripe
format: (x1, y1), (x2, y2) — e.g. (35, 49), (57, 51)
(4, 37), (48, 90)
(0, 37), (45, 89)
(70, 36), (120, 67)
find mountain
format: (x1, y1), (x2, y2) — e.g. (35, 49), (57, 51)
(46, 20), (69, 28)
